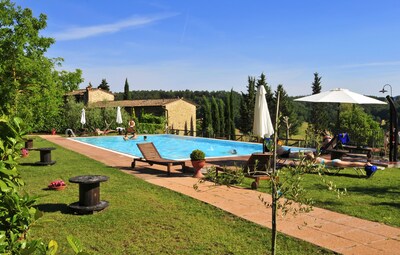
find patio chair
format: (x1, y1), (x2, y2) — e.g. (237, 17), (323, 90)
(216, 152), (274, 189)
(324, 134), (373, 161)
(132, 142), (186, 176)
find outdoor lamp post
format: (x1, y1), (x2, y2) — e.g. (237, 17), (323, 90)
(379, 83), (393, 97)
(379, 84), (398, 162)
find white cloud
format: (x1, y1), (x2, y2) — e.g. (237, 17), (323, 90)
(53, 13), (178, 41)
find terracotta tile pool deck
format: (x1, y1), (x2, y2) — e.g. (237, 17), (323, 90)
(42, 135), (400, 255)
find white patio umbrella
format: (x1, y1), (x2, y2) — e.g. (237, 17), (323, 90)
(294, 88), (387, 104)
(116, 106), (123, 125)
(80, 108), (86, 128)
(253, 85), (274, 139)
(295, 88), (386, 131)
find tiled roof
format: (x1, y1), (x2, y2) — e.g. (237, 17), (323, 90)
(89, 98), (195, 108)
(65, 89), (86, 96)
(64, 88), (115, 96)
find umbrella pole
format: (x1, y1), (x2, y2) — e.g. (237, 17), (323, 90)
(336, 103), (340, 133)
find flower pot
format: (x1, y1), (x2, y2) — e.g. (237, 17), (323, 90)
(21, 148), (29, 158)
(191, 160), (206, 178)
(50, 185), (66, 191)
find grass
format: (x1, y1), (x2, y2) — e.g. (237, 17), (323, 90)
(18, 137), (334, 255)
(242, 166), (400, 227)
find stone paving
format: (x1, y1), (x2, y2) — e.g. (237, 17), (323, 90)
(41, 135), (400, 255)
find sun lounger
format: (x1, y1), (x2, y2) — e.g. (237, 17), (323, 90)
(216, 152), (274, 189)
(322, 134), (373, 161)
(132, 142), (186, 176)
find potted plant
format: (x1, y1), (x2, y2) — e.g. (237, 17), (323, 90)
(190, 149), (206, 178)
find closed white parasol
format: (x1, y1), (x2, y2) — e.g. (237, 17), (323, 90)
(253, 85), (274, 139)
(116, 106), (123, 124)
(80, 108), (86, 127)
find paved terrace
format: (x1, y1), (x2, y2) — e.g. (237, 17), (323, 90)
(42, 135), (400, 255)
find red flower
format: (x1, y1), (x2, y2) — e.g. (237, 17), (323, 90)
(48, 180), (66, 188)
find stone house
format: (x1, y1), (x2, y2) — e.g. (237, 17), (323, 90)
(65, 87), (115, 104)
(90, 98), (197, 134)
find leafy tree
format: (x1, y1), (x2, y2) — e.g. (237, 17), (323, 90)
(0, 0), (65, 132)
(123, 78), (131, 100)
(98, 78), (110, 91)
(57, 69), (84, 92)
(340, 105), (381, 146)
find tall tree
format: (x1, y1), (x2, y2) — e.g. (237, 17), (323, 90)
(211, 96), (220, 137)
(239, 76), (256, 134)
(0, 0), (64, 132)
(98, 79), (110, 91)
(123, 78), (131, 100)
(229, 89), (239, 139)
(201, 96), (213, 137)
(218, 98), (225, 137)
(229, 89), (236, 138)
(57, 69), (84, 92)
(310, 72), (328, 134)
(256, 72), (275, 126)
(274, 84), (300, 138)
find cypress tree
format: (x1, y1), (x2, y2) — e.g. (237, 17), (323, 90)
(310, 72), (329, 134)
(225, 93), (232, 139)
(229, 89), (236, 139)
(211, 96), (220, 137)
(256, 73), (274, 126)
(239, 76), (256, 134)
(218, 98), (225, 138)
(123, 78), (131, 100)
(202, 96), (213, 137)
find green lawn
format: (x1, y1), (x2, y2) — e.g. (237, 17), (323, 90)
(242, 166), (400, 227)
(19, 137), (334, 255)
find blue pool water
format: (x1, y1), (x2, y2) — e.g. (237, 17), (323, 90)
(71, 135), (315, 160)
(71, 134), (263, 160)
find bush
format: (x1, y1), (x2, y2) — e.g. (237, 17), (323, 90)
(190, 149), (205, 161)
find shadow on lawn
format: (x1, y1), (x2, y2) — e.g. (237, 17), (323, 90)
(19, 162), (44, 167)
(346, 186), (400, 196)
(371, 201), (400, 209)
(116, 165), (192, 177)
(312, 170), (366, 179)
(35, 203), (72, 214)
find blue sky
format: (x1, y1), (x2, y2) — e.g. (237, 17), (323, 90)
(15, 0), (400, 96)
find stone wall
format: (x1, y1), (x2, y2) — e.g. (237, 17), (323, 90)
(87, 89), (114, 103)
(165, 99), (196, 134)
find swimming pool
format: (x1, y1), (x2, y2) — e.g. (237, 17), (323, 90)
(71, 135), (263, 160)
(71, 135), (315, 160)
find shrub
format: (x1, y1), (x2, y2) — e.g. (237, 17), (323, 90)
(190, 149), (205, 161)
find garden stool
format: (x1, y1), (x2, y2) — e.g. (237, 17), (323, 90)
(69, 175), (109, 214)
